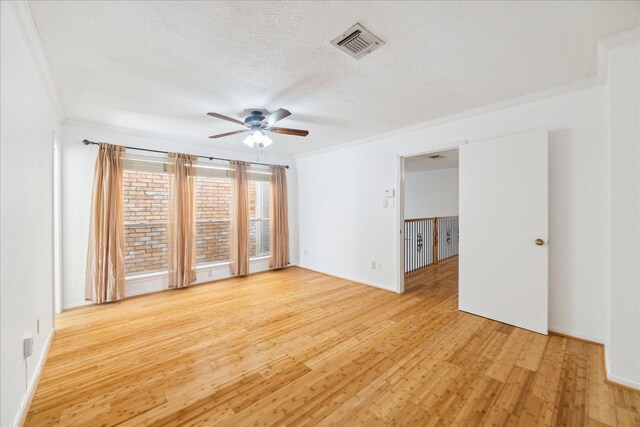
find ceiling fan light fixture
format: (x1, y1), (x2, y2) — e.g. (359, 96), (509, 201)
(243, 134), (254, 148)
(261, 134), (273, 147)
(207, 108), (309, 146)
(252, 130), (264, 144)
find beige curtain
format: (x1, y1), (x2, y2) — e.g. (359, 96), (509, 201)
(167, 153), (197, 288)
(85, 143), (126, 303)
(269, 166), (289, 269)
(230, 160), (250, 276)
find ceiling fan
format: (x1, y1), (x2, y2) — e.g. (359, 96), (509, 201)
(207, 109), (309, 148)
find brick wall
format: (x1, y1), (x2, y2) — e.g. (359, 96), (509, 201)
(249, 180), (271, 258)
(123, 170), (169, 274)
(123, 169), (269, 275)
(195, 175), (232, 265)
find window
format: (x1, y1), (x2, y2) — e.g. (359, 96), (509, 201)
(195, 174), (232, 265)
(122, 154), (271, 276)
(123, 168), (169, 275)
(249, 180), (271, 258)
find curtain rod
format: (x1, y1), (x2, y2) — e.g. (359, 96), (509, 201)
(82, 139), (289, 169)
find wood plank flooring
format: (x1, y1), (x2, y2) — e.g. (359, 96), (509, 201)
(27, 260), (640, 426)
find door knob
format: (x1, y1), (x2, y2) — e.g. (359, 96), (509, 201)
(535, 239), (544, 246)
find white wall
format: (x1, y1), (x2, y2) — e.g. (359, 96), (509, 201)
(60, 122), (298, 309)
(1, 4), (59, 425)
(298, 84), (610, 338)
(297, 33), (640, 388)
(404, 168), (459, 219)
(607, 39), (640, 389)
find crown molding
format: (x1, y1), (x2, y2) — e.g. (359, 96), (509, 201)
(295, 27), (639, 160)
(63, 118), (216, 146)
(294, 76), (602, 160)
(10, 2), (636, 162)
(62, 119), (295, 161)
(598, 26), (640, 50)
(8, 1), (65, 121)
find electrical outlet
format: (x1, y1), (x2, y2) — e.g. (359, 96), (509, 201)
(371, 261), (377, 269)
(304, 249), (310, 255)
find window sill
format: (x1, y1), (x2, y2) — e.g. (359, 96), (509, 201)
(194, 255), (270, 271)
(125, 270), (166, 283)
(125, 255), (271, 282)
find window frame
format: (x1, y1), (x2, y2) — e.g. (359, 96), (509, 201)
(250, 179), (271, 258)
(122, 154), (273, 279)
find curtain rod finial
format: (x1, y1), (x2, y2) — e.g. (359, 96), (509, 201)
(82, 139), (91, 145)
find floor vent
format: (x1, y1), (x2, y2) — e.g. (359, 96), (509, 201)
(331, 23), (385, 60)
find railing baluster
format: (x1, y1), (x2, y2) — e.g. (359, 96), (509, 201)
(413, 221), (417, 273)
(433, 218), (439, 265)
(420, 220), (424, 269)
(404, 216), (459, 274)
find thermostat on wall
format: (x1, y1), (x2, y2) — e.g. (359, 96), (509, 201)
(385, 188), (395, 198)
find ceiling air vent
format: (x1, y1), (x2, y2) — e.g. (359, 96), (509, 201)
(331, 23), (385, 60)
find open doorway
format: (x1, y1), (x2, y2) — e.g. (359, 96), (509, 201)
(400, 148), (459, 293)
(397, 131), (548, 333)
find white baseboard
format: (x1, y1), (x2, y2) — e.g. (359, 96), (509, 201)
(125, 257), (272, 298)
(298, 265), (396, 293)
(604, 343), (640, 390)
(63, 299), (92, 310)
(14, 329), (55, 427)
(64, 258), (273, 310)
(547, 325), (605, 344)
(550, 327), (639, 391)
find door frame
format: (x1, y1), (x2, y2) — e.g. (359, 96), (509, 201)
(53, 132), (62, 317)
(395, 139), (467, 293)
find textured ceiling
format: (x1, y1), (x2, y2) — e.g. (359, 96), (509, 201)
(405, 149), (459, 173)
(29, 1), (639, 157)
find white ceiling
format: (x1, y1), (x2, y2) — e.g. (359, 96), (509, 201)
(405, 149), (459, 173)
(29, 1), (639, 157)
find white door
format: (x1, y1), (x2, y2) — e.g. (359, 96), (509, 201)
(459, 130), (548, 334)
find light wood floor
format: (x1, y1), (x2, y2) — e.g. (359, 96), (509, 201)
(27, 260), (640, 426)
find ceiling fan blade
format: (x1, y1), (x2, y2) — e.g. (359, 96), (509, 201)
(270, 127), (309, 137)
(209, 129), (248, 139)
(262, 108), (291, 127)
(207, 112), (246, 126)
